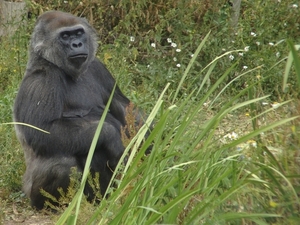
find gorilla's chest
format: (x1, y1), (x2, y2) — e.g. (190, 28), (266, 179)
(62, 77), (105, 118)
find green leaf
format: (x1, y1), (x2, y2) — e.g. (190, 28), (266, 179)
(283, 41), (300, 91)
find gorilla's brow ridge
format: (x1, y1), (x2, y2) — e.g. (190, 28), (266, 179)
(55, 24), (86, 34)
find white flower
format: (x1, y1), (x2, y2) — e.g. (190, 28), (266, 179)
(171, 42), (177, 48)
(256, 41), (261, 46)
(151, 43), (156, 48)
(231, 132), (238, 139)
(130, 36), (135, 42)
(229, 54), (234, 60)
(190, 54), (194, 58)
(176, 63), (181, 68)
(271, 102), (280, 109)
(250, 32), (257, 37)
(224, 132), (238, 140)
(247, 140), (257, 148)
(276, 52), (280, 58)
(269, 42), (274, 46)
(243, 66), (248, 70)
(167, 38), (172, 43)
(244, 46), (250, 51)
(173, 57), (177, 62)
(176, 48), (181, 52)
(292, 4), (298, 8)
(239, 52), (244, 56)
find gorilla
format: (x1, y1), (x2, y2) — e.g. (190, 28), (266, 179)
(13, 11), (142, 210)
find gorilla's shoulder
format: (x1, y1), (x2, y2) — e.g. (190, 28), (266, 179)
(26, 58), (62, 75)
(88, 58), (112, 78)
(90, 57), (106, 68)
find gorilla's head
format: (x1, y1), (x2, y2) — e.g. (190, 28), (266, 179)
(30, 11), (98, 78)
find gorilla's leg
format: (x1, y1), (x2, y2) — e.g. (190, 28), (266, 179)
(77, 151), (112, 202)
(80, 121), (125, 200)
(24, 156), (79, 210)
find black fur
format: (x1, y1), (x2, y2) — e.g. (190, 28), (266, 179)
(13, 11), (134, 210)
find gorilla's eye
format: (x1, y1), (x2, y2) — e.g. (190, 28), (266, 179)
(61, 32), (70, 40)
(76, 29), (84, 36)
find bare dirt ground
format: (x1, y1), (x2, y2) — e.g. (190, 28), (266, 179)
(1, 194), (55, 225)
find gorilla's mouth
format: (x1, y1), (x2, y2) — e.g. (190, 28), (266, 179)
(69, 54), (88, 66)
(70, 54), (88, 58)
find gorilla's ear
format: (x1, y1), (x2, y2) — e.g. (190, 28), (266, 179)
(30, 20), (46, 54)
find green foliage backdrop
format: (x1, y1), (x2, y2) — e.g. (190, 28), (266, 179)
(26, 0), (300, 101)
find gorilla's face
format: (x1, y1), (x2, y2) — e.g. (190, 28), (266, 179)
(30, 11), (98, 79)
(59, 25), (89, 68)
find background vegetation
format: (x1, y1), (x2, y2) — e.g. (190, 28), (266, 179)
(0, 0), (299, 224)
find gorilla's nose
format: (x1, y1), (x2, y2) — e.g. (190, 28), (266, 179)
(72, 40), (83, 49)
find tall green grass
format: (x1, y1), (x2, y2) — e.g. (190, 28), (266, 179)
(56, 34), (299, 225)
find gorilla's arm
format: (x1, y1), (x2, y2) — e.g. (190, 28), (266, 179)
(91, 60), (130, 125)
(91, 60), (147, 135)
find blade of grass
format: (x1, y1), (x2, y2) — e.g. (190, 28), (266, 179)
(288, 41), (300, 88)
(195, 60), (216, 96)
(2, 122), (50, 134)
(283, 41), (300, 91)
